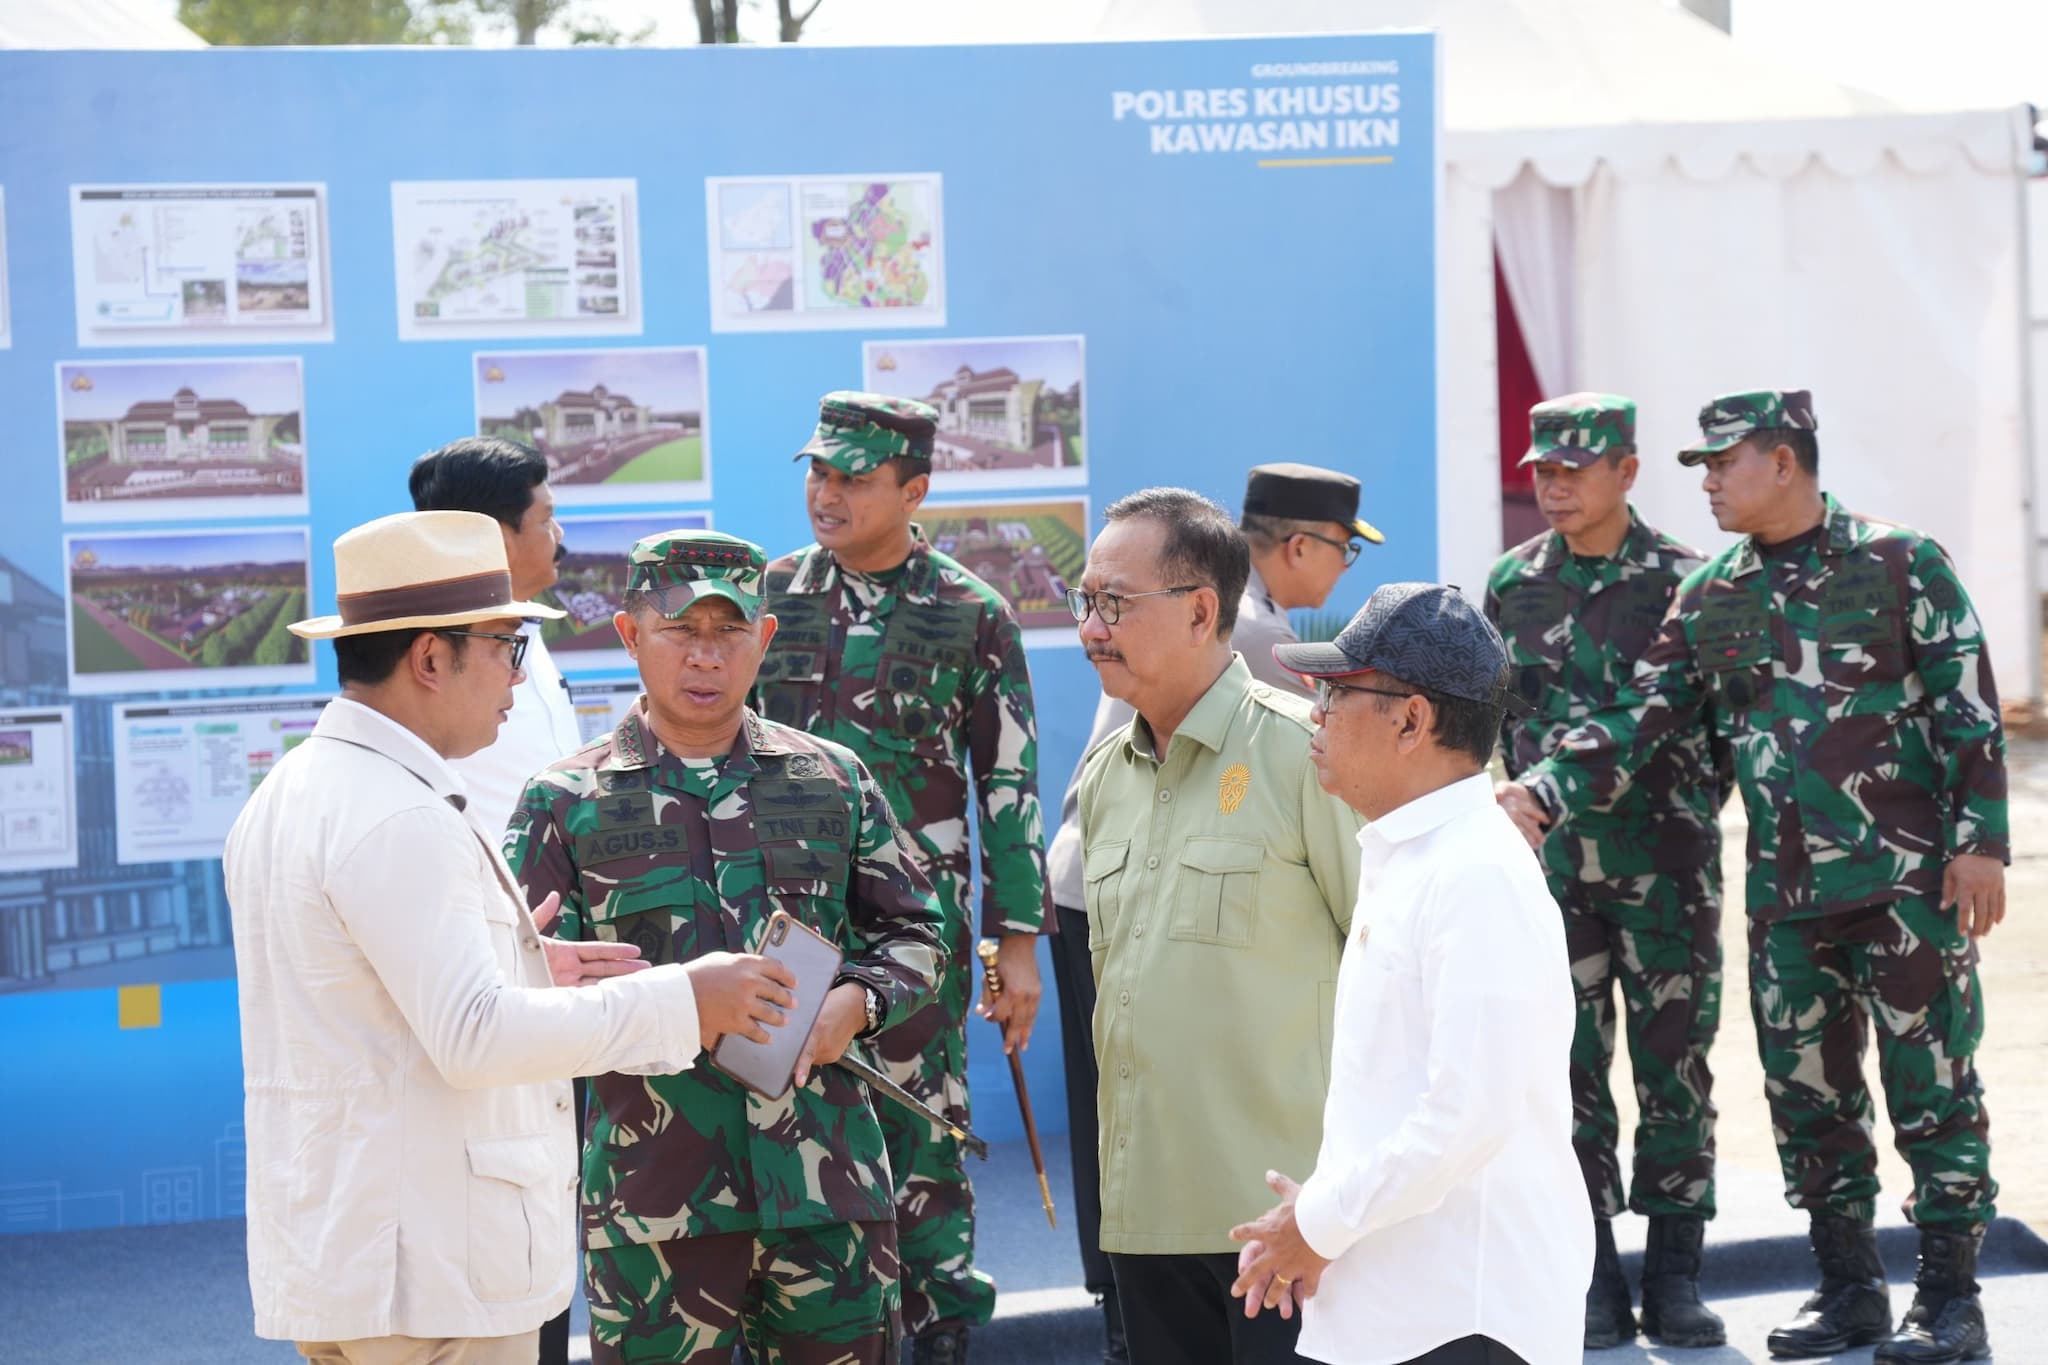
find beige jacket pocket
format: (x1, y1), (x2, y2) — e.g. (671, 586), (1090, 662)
(465, 1133), (560, 1302)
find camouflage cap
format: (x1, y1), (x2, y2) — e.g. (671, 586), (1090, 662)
(794, 391), (939, 475)
(1677, 389), (1817, 465)
(626, 529), (766, 621)
(1519, 392), (1637, 469)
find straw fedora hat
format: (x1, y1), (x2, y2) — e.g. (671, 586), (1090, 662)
(290, 510), (566, 640)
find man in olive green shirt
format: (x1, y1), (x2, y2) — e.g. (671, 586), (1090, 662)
(1069, 487), (1363, 1365)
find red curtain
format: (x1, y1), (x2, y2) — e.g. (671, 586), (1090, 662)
(1494, 249), (1543, 496)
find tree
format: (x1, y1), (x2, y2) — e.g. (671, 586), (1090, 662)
(776, 0), (825, 42)
(695, 0), (827, 43)
(413, 0), (653, 44)
(694, 0), (739, 43)
(185, 0), (654, 46)
(178, 0), (417, 44)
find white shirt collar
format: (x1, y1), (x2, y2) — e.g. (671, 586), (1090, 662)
(323, 696), (471, 808)
(1357, 770), (1493, 850)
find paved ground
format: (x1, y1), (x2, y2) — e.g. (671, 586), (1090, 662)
(4, 743), (2044, 1363)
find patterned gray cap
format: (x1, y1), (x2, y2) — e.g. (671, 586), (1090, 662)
(1273, 581), (1525, 711)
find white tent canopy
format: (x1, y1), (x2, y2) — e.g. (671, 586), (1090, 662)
(0, 0), (206, 48)
(818, 0), (2041, 699)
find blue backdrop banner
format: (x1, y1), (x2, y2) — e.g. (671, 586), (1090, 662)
(0, 33), (1438, 1234)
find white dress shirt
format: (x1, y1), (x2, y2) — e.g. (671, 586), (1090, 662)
(1293, 772), (1591, 1365)
(224, 697), (700, 1344)
(449, 626), (583, 843)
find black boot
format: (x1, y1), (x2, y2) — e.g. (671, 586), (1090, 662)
(1874, 1227), (1991, 1364)
(909, 1325), (969, 1365)
(1766, 1213), (1894, 1358)
(1584, 1217), (1637, 1349)
(1098, 1284), (1130, 1365)
(1640, 1214), (1727, 1347)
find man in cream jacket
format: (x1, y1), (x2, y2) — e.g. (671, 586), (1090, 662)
(225, 511), (797, 1364)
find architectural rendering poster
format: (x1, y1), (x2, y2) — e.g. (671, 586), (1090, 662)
(393, 178), (641, 340)
(63, 527), (316, 695)
(68, 183), (331, 346)
(864, 336), (1086, 490)
(473, 347), (709, 504)
(57, 358), (308, 522)
(919, 498), (1089, 644)
(543, 511), (713, 673)
(112, 697), (330, 866)
(0, 706), (77, 874)
(707, 173), (944, 332)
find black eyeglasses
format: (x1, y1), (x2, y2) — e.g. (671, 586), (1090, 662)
(1314, 678), (1415, 706)
(1063, 586), (1200, 625)
(438, 629), (529, 671)
(1294, 529), (1364, 567)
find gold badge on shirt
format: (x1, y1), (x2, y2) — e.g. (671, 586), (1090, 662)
(1218, 763), (1250, 814)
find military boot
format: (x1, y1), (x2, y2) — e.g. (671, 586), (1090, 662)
(1873, 1227), (1991, 1364)
(1584, 1218), (1637, 1349)
(1639, 1214), (1726, 1347)
(909, 1325), (969, 1365)
(1766, 1213), (1893, 1358)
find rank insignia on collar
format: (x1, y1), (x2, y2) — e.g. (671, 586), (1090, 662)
(1219, 763), (1251, 814)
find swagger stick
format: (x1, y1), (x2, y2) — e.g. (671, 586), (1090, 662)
(978, 939), (1057, 1228)
(836, 1052), (990, 1161)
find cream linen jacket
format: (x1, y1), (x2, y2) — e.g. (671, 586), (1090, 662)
(224, 698), (700, 1343)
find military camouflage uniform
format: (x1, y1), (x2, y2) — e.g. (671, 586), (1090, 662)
(758, 392), (1051, 1337)
(1522, 392), (2006, 1232)
(1488, 469), (1727, 1218)
(505, 530), (946, 1364)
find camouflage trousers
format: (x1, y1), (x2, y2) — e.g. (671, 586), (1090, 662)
(1749, 895), (1996, 1231)
(1559, 861), (1723, 1219)
(584, 1220), (899, 1364)
(874, 933), (997, 1335)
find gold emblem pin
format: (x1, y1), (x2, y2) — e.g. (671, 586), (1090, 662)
(1218, 763), (1251, 814)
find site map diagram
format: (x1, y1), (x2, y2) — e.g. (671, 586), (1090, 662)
(393, 179), (636, 339)
(708, 173), (944, 332)
(68, 185), (330, 344)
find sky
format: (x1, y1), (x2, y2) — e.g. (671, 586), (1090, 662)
(867, 336), (1086, 401)
(140, 0), (2046, 109)
(473, 347), (705, 413)
(69, 528), (310, 570)
(58, 358), (303, 420)
(554, 511), (708, 557)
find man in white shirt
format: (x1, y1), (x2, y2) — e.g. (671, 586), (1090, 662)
(224, 510), (798, 1365)
(1229, 583), (1591, 1365)
(410, 436), (584, 843)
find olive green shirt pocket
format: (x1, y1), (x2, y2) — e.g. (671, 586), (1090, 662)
(1084, 839), (1131, 958)
(1169, 835), (1265, 947)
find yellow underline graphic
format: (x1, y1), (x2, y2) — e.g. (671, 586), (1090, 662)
(1257, 155), (1396, 169)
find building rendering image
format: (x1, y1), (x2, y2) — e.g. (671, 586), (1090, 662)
(61, 362), (306, 507)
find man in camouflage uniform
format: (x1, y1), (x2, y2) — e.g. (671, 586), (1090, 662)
(757, 392), (1051, 1364)
(1500, 391), (2007, 1365)
(1484, 392), (1729, 1351)
(505, 530), (947, 1365)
